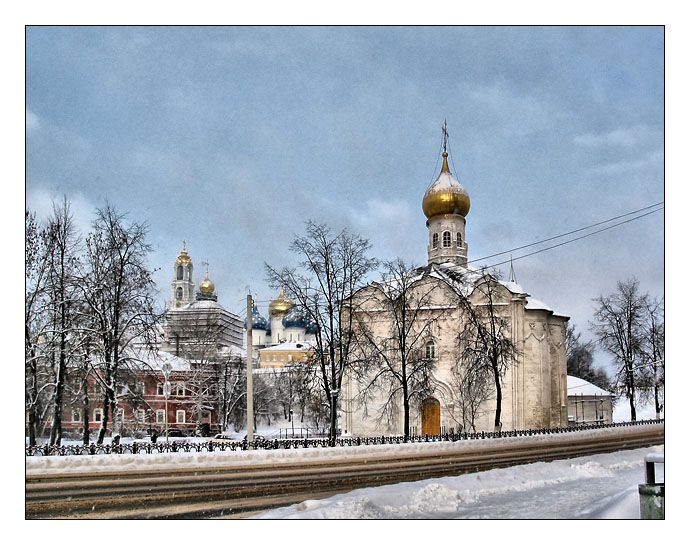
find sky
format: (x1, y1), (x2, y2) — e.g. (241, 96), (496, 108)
(25, 25), (665, 372)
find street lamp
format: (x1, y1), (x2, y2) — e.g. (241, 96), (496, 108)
(162, 362), (172, 442)
(290, 409), (294, 437)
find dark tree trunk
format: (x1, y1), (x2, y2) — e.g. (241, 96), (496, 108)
(82, 390), (90, 445)
(27, 409), (37, 447)
(328, 394), (338, 447)
(493, 366), (502, 432)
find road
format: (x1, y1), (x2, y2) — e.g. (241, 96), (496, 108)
(25, 422), (664, 519)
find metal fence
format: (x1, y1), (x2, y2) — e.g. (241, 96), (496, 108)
(25, 418), (664, 457)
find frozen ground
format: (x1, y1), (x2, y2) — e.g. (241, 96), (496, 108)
(24, 399), (667, 523)
(254, 445), (664, 519)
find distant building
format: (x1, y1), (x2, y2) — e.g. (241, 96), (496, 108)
(259, 341), (314, 368)
(567, 375), (614, 425)
(245, 288), (317, 368)
(161, 244), (243, 358)
(61, 245), (246, 438)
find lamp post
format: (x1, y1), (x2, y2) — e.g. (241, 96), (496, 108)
(162, 362), (172, 442)
(246, 294), (254, 445)
(290, 409), (294, 437)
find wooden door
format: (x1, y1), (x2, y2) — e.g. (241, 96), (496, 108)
(421, 397), (441, 436)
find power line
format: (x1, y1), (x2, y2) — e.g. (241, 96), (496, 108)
(468, 201), (664, 265)
(479, 206), (663, 270)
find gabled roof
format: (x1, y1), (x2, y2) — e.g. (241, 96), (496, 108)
(567, 375), (613, 397)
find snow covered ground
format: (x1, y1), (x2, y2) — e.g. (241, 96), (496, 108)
(24, 425), (666, 521)
(254, 445), (664, 519)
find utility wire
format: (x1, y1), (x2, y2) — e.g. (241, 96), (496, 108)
(469, 202), (664, 265)
(479, 206), (663, 270)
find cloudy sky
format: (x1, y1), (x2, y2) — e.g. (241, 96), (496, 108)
(25, 25), (664, 371)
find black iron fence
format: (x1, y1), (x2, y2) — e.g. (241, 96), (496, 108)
(25, 418), (664, 457)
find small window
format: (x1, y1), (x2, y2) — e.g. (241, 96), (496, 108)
(136, 409), (146, 422)
(432, 233), (439, 249)
(135, 382), (145, 395)
(456, 232), (462, 247)
(442, 231), (451, 248)
(156, 410), (166, 424)
(157, 383), (164, 396)
(176, 265), (183, 280)
(176, 383), (185, 396)
(425, 340), (436, 360)
(72, 410), (81, 422)
(94, 409), (103, 422)
(176, 410), (186, 424)
(176, 287), (183, 300)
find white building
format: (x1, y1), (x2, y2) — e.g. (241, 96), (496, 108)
(161, 244), (244, 359)
(567, 375), (614, 425)
(246, 288), (317, 367)
(341, 129), (570, 436)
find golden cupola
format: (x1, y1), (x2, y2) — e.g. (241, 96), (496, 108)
(424, 122), (470, 268)
(269, 287), (294, 316)
(422, 150), (471, 219)
(175, 242), (193, 266)
(199, 273), (215, 296)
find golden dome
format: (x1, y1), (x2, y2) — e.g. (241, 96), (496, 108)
(422, 152), (471, 219)
(269, 287), (294, 316)
(175, 245), (192, 265)
(199, 276), (215, 296)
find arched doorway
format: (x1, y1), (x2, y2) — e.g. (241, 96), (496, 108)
(421, 397), (441, 436)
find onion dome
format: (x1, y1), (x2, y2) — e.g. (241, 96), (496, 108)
(305, 319), (319, 335)
(282, 307), (307, 329)
(269, 287), (294, 316)
(422, 151), (470, 219)
(175, 247), (192, 265)
(199, 273), (215, 296)
(244, 304), (268, 330)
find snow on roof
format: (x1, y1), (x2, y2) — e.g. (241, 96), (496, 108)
(524, 297), (552, 312)
(128, 347), (193, 372)
(259, 342), (314, 353)
(357, 261), (568, 319)
(567, 375), (613, 397)
(217, 344), (245, 358)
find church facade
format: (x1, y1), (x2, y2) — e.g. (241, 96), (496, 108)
(341, 132), (569, 436)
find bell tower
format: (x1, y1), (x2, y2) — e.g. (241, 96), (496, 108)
(171, 241), (195, 308)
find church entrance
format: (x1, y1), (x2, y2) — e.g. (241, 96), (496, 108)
(421, 397), (441, 436)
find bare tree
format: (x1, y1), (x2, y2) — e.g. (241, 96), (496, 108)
(216, 356), (246, 433)
(266, 221), (377, 445)
(451, 359), (492, 433)
(641, 297), (664, 419)
(25, 210), (52, 445)
(565, 323), (610, 391)
(350, 259), (439, 441)
(458, 272), (520, 433)
(42, 199), (82, 446)
(590, 278), (648, 421)
(81, 205), (160, 444)
(166, 312), (229, 431)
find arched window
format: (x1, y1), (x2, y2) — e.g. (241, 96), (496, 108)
(442, 231), (451, 248)
(432, 233), (439, 249)
(176, 265), (183, 280)
(456, 232), (462, 247)
(175, 287), (183, 300)
(425, 340), (436, 359)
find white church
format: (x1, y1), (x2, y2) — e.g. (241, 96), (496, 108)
(340, 129), (570, 436)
